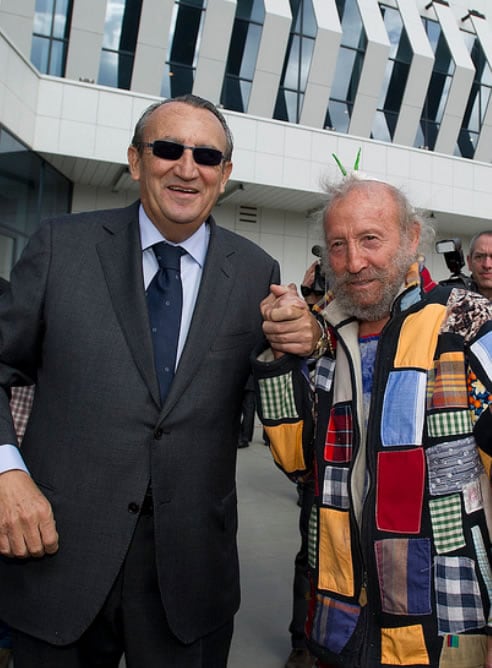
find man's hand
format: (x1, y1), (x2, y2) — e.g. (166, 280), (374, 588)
(0, 470), (59, 558)
(261, 283), (321, 359)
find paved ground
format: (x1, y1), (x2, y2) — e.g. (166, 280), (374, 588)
(229, 431), (301, 667)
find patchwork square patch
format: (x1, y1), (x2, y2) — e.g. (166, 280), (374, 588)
(426, 437), (484, 497)
(308, 504), (318, 570)
(376, 449), (425, 533)
(438, 634), (487, 668)
(374, 538), (432, 615)
(427, 410), (473, 438)
(322, 466), (349, 509)
(324, 404), (352, 463)
(258, 372), (298, 420)
(318, 507), (354, 596)
(311, 594), (361, 654)
(428, 352), (468, 410)
(380, 624), (429, 666)
(435, 556), (485, 635)
(429, 495), (465, 554)
(381, 370), (426, 446)
(462, 479), (484, 515)
(315, 356), (336, 394)
(471, 526), (492, 625)
(470, 329), (492, 378)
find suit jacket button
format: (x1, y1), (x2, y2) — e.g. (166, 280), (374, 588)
(154, 428), (163, 439)
(128, 502), (139, 514)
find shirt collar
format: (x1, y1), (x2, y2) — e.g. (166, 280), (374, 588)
(138, 203), (209, 268)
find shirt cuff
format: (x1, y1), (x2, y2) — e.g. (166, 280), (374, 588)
(0, 445), (29, 475)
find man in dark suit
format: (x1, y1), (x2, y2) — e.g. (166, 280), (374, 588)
(0, 94), (280, 667)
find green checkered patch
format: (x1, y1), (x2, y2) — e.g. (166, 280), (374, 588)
(427, 410), (472, 438)
(429, 494), (465, 554)
(258, 372), (298, 421)
(308, 505), (318, 570)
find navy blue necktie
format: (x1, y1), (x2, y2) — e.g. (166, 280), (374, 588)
(147, 243), (185, 403)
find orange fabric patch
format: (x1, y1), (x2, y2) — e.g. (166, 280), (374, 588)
(318, 507), (354, 596)
(264, 422), (306, 473)
(381, 624), (429, 665)
(394, 304), (447, 370)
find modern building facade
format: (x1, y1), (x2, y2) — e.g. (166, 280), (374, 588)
(1, 0), (492, 283)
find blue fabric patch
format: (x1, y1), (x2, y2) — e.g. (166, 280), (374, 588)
(311, 594), (361, 653)
(381, 370), (426, 446)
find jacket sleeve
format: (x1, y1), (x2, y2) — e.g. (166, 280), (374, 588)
(252, 347), (314, 480)
(468, 319), (492, 478)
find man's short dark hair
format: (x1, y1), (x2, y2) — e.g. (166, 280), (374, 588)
(131, 94), (234, 161)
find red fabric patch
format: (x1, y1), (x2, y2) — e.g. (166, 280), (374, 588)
(376, 449), (425, 533)
(324, 404), (353, 463)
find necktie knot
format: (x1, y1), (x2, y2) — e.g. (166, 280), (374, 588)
(153, 243), (184, 272)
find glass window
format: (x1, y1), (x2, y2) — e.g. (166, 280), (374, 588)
(456, 32), (492, 158)
(161, 0), (206, 98)
(0, 126), (71, 270)
(98, 0), (143, 90)
(324, 0), (366, 132)
(30, 0), (72, 76)
(414, 17), (454, 150)
(273, 0), (317, 123)
(221, 0), (264, 112)
(371, 4), (411, 142)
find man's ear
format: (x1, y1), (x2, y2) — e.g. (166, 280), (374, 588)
(219, 161), (233, 194)
(127, 145), (141, 182)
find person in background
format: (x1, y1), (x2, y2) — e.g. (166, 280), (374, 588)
(468, 230), (492, 300)
(0, 94), (279, 668)
(255, 174), (492, 668)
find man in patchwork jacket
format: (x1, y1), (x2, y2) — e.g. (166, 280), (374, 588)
(254, 174), (492, 668)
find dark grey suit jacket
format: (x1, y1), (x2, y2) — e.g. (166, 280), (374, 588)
(0, 201), (280, 645)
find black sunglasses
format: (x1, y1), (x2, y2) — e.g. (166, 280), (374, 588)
(138, 140), (224, 166)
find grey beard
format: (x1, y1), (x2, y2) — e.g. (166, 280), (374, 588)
(325, 247), (415, 322)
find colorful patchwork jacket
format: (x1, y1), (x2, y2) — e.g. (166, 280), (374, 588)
(253, 282), (492, 668)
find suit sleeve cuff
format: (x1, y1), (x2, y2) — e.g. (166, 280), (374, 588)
(0, 445), (30, 475)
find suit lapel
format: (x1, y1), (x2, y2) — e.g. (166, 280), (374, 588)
(159, 221), (235, 417)
(96, 203), (161, 407)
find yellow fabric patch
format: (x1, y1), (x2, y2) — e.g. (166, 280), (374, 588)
(394, 304), (447, 370)
(381, 625), (429, 665)
(318, 507), (353, 596)
(264, 422), (306, 473)
(438, 634), (486, 668)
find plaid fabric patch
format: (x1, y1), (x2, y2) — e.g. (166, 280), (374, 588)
(471, 526), (492, 625)
(381, 370), (426, 446)
(427, 410), (473, 438)
(375, 538), (432, 615)
(426, 437), (484, 496)
(429, 353), (468, 409)
(429, 495), (465, 554)
(314, 356), (336, 394)
(311, 594), (361, 654)
(10, 385), (35, 444)
(324, 404), (352, 463)
(308, 504), (318, 570)
(322, 466), (349, 509)
(435, 556), (485, 635)
(258, 373), (298, 421)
